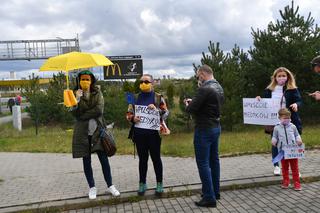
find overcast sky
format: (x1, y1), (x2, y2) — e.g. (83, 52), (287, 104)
(0, 0), (319, 79)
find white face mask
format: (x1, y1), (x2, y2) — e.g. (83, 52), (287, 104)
(197, 73), (205, 88)
(280, 118), (291, 126)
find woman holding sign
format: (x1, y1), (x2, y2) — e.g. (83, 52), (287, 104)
(126, 74), (169, 196)
(256, 67), (302, 176)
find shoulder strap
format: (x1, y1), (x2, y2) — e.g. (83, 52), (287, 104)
(95, 117), (106, 128)
(154, 92), (162, 108)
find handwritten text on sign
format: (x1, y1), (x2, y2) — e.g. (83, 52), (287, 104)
(134, 105), (160, 130)
(283, 144), (305, 160)
(243, 98), (280, 125)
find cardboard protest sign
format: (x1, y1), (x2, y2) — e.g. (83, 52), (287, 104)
(283, 144), (305, 160)
(134, 105), (160, 130)
(243, 98), (280, 125)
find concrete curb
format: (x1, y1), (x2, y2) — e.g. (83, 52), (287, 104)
(1, 173), (319, 213)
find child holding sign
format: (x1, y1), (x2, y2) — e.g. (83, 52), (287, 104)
(272, 108), (303, 191)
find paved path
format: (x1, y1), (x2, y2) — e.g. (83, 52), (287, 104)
(0, 150), (319, 210)
(0, 112), (29, 125)
(69, 181), (320, 213)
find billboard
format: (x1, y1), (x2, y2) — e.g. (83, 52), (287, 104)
(103, 55), (143, 79)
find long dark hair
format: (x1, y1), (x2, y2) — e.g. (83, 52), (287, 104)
(74, 70), (97, 92)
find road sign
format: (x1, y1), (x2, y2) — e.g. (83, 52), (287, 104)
(104, 55), (143, 79)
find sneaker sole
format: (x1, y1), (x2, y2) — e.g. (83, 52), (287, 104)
(107, 191), (120, 197)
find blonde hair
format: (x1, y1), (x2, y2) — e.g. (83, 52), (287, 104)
(266, 67), (297, 90)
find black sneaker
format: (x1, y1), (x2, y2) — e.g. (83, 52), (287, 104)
(215, 194), (220, 200)
(195, 198), (217, 208)
(201, 193), (220, 200)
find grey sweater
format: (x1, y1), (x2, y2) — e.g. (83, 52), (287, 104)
(272, 123), (302, 151)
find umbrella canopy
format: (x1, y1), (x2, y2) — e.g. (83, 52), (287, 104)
(39, 51), (113, 72)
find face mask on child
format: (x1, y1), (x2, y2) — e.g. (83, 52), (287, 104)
(280, 118), (291, 126)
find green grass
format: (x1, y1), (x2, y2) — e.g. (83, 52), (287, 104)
(0, 111), (11, 117)
(0, 119), (319, 157)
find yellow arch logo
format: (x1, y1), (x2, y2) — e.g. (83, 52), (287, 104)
(106, 63), (122, 76)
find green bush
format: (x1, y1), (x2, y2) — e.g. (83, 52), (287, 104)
(22, 73), (74, 125)
(101, 82), (129, 129)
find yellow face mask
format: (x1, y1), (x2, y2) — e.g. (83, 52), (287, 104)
(80, 74), (92, 91)
(80, 81), (91, 90)
(139, 82), (152, 92)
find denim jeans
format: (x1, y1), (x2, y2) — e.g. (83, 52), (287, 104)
(83, 137), (113, 188)
(194, 127), (221, 202)
(83, 151), (113, 188)
(272, 145), (279, 167)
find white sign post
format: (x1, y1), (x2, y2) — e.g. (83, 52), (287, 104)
(283, 144), (305, 159)
(134, 105), (160, 130)
(243, 98), (280, 125)
(12, 105), (22, 131)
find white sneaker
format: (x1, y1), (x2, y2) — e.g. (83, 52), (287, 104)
(89, 187), (97, 200)
(274, 166), (281, 176)
(107, 185), (120, 197)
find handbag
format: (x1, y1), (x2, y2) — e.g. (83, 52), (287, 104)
(97, 119), (117, 157)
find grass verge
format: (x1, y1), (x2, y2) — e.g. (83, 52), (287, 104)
(1, 120), (320, 157)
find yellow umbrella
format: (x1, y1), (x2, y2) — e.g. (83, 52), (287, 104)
(40, 51), (113, 88)
(39, 51), (113, 107)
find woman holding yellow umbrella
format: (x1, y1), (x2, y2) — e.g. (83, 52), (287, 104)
(71, 70), (120, 199)
(40, 52), (119, 199)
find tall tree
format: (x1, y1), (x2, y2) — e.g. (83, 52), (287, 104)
(196, 42), (249, 130)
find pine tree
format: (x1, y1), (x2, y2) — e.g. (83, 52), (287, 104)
(196, 42), (249, 130)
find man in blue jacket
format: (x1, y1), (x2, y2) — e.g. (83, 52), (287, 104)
(184, 65), (224, 208)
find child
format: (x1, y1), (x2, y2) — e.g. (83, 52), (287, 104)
(256, 67), (302, 176)
(272, 108), (303, 191)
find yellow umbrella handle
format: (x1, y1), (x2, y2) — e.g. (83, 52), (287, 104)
(66, 72), (69, 89)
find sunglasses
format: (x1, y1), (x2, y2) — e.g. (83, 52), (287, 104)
(140, 80), (151, 84)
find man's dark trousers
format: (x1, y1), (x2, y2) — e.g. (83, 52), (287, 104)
(194, 127), (221, 202)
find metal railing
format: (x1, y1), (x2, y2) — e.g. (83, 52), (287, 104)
(0, 38), (80, 61)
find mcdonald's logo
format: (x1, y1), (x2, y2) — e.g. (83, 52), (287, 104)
(105, 63), (122, 76)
